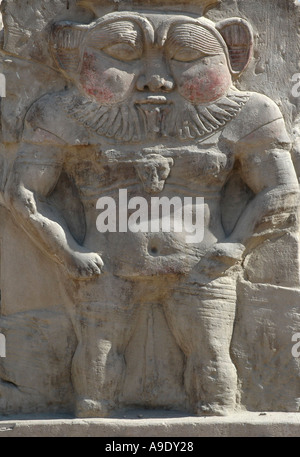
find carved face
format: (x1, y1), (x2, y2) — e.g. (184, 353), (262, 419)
(53, 12), (252, 141)
(134, 154), (174, 194)
(74, 14), (232, 105)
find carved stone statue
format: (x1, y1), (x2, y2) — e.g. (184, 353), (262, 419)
(1, 0), (300, 418)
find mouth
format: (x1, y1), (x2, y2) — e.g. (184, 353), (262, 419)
(135, 95), (170, 105)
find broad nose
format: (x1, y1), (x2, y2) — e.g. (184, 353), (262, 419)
(136, 74), (175, 92)
(136, 55), (175, 92)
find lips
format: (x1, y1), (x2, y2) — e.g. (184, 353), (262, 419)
(135, 95), (169, 105)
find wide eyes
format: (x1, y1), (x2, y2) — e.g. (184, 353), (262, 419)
(102, 43), (142, 62)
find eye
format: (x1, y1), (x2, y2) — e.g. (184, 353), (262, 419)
(102, 43), (142, 62)
(171, 47), (206, 63)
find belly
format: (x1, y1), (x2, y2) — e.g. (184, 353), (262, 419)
(82, 197), (225, 277)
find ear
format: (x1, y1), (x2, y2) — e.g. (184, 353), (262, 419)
(216, 18), (253, 77)
(50, 21), (86, 75)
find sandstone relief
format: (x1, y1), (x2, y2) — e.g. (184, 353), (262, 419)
(0, 0), (300, 418)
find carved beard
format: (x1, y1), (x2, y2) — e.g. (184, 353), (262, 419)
(61, 89), (249, 143)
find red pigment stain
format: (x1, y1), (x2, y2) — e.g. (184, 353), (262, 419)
(80, 52), (114, 103)
(180, 70), (231, 104)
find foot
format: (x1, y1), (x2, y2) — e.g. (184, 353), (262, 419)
(195, 401), (235, 416)
(75, 398), (113, 418)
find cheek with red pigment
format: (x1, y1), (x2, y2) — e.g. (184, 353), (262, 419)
(80, 53), (114, 104)
(180, 69), (231, 104)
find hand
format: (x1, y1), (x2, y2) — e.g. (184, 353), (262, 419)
(64, 250), (104, 280)
(195, 242), (245, 278)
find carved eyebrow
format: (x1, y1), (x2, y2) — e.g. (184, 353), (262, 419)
(88, 21), (143, 50)
(86, 13), (155, 45)
(166, 23), (224, 55)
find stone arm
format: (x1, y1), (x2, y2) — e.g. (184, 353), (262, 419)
(199, 118), (300, 274)
(229, 123), (299, 246)
(4, 145), (104, 279)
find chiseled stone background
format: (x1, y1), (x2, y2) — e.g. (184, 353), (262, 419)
(0, 0), (300, 416)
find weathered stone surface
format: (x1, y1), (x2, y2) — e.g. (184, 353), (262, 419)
(0, 413), (300, 437)
(0, 0), (300, 422)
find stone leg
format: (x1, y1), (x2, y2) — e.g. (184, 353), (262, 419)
(164, 273), (238, 416)
(63, 275), (138, 418)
